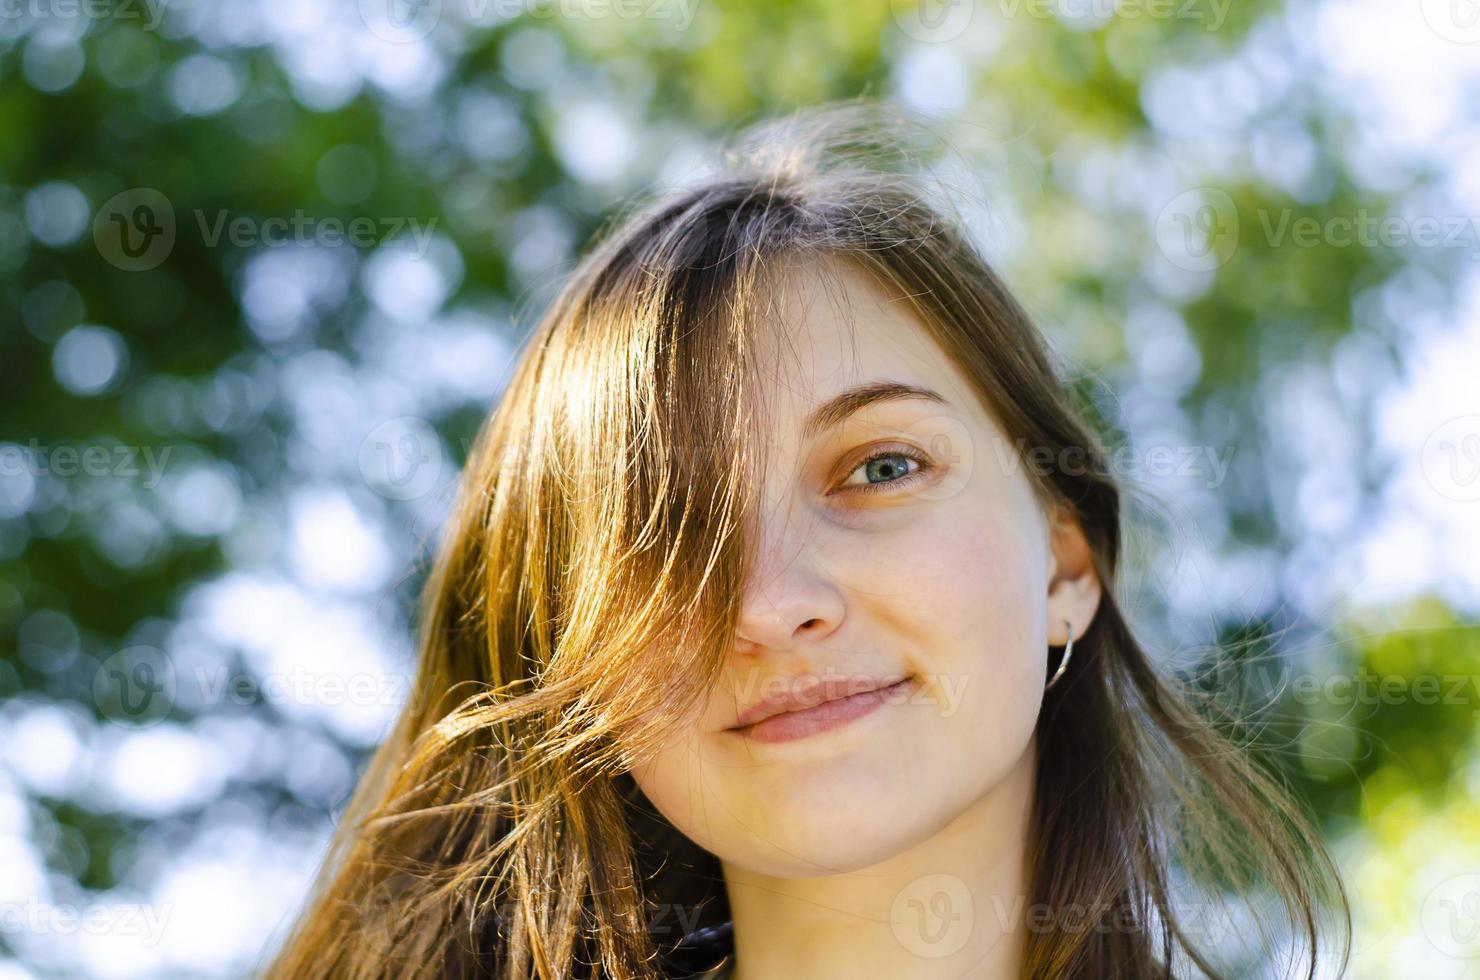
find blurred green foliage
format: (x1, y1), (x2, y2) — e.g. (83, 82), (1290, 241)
(1, 0), (1477, 976)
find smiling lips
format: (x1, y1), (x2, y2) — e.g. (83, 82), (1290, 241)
(726, 676), (916, 744)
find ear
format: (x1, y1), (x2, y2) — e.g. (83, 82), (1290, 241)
(1045, 501), (1103, 646)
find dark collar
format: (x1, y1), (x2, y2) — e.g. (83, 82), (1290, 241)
(661, 920), (734, 978)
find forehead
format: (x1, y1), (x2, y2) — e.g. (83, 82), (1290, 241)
(747, 256), (977, 432)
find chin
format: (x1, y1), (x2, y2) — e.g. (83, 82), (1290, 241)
(700, 778), (950, 878)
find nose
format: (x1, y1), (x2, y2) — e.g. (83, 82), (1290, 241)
(734, 517), (845, 655)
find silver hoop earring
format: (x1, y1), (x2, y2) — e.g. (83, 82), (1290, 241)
(1045, 619), (1075, 691)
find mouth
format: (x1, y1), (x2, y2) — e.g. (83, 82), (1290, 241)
(725, 675), (917, 745)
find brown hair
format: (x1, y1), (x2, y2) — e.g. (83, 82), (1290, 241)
(262, 103), (1350, 979)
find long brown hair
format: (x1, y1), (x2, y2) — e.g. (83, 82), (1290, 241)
(262, 103), (1350, 979)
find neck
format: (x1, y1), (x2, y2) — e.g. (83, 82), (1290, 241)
(721, 738), (1038, 980)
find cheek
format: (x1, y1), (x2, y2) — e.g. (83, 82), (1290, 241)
(626, 732), (721, 850)
(864, 502), (1046, 676)
(855, 503), (1048, 761)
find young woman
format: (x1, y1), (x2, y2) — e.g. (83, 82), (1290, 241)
(264, 106), (1350, 979)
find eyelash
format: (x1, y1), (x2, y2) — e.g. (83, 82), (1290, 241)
(834, 446), (934, 497)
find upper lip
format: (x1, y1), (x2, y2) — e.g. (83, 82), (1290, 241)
(726, 675), (911, 730)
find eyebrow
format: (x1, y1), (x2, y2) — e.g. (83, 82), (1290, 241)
(801, 380), (949, 441)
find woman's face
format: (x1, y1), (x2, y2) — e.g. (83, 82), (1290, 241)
(627, 257), (1101, 878)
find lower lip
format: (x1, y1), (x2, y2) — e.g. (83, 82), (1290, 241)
(728, 678), (916, 744)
